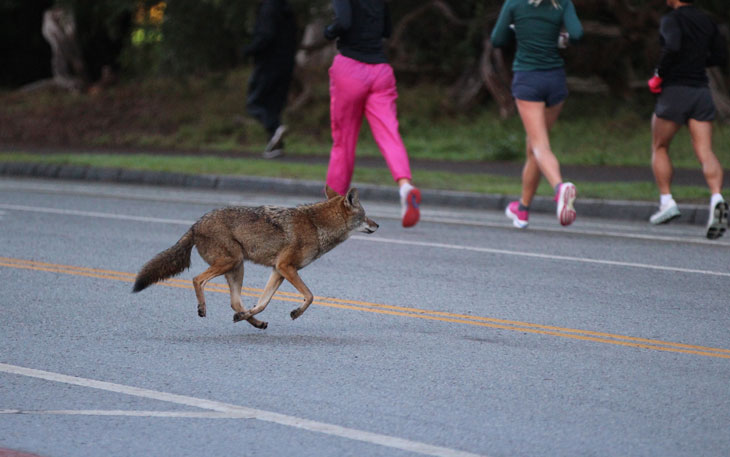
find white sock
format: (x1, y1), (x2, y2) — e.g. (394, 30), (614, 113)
(710, 193), (724, 208)
(660, 194), (674, 207)
(399, 183), (414, 218)
(399, 183), (414, 201)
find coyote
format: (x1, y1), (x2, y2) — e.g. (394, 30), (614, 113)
(133, 187), (378, 329)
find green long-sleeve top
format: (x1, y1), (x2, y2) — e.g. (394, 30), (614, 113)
(491, 0), (583, 72)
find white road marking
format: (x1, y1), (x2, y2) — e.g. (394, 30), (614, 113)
(0, 203), (192, 225)
(0, 410), (243, 418)
(2, 178), (728, 246)
(0, 363), (485, 457)
(414, 214), (728, 247)
(1, 203), (727, 277)
(354, 236), (730, 278)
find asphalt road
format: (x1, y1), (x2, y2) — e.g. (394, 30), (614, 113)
(1, 177), (729, 457)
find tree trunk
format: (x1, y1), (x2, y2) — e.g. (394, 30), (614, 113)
(288, 17), (336, 113)
(40, 7), (86, 92)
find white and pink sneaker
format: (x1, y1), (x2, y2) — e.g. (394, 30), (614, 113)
(555, 182), (577, 226)
(505, 201), (529, 229)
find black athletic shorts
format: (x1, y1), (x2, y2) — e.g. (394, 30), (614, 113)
(654, 85), (716, 125)
(511, 68), (568, 107)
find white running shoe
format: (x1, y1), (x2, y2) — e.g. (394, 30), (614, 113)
(263, 125), (287, 155)
(706, 200), (729, 240)
(649, 201), (680, 225)
(262, 148), (284, 159)
(555, 182), (576, 226)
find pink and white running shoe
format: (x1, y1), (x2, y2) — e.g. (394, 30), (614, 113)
(555, 182), (577, 226)
(505, 201), (529, 228)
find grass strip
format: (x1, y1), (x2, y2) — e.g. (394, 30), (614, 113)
(0, 152), (712, 202)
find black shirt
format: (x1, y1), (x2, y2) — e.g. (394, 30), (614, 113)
(657, 5), (728, 87)
(244, 0), (298, 64)
(324, 0), (392, 64)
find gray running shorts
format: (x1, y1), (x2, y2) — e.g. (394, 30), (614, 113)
(654, 85), (716, 125)
(511, 68), (568, 107)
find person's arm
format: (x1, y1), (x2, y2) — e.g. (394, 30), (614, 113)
(656, 14), (681, 77)
(707, 24), (728, 68)
(243, 0), (278, 57)
(324, 0), (352, 40)
(490, 1), (514, 48)
(562, 0), (583, 43)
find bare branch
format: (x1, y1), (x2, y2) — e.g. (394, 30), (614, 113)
(581, 21), (622, 38)
(480, 38), (514, 118)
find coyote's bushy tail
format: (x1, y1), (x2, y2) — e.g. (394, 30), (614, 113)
(132, 229), (194, 293)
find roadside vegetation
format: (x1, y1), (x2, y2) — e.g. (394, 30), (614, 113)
(3, 1), (729, 203)
(1, 69), (728, 203)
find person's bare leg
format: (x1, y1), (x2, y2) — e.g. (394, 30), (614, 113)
(521, 140), (541, 207)
(651, 114), (682, 195)
(649, 114), (684, 224)
(518, 101), (564, 206)
(687, 118), (728, 238)
(687, 119), (723, 194)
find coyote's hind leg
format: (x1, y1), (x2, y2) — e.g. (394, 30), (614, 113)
(226, 263), (268, 329)
(233, 269), (284, 325)
(193, 259), (238, 318)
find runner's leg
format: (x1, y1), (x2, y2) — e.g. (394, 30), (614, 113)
(326, 56), (369, 195)
(651, 114), (682, 195)
(517, 99), (564, 206)
(687, 119), (723, 194)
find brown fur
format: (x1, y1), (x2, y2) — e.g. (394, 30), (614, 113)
(132, 187), (378, 329)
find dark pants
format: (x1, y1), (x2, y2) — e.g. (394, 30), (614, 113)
(246, 59), (294, 135)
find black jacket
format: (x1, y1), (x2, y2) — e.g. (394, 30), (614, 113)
(324, 0), (392, 64)
(657, 5), (728, 87)
(243, 0), (298, 64)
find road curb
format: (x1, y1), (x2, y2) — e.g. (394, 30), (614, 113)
(0, 161), (711, 226)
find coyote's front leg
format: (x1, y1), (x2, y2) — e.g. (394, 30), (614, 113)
(277, 265), (313, 320)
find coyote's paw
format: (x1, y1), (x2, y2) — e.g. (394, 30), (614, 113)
(290, 308), (303, 320)
(250, 320), (268, 330)
(197, 304), (206, 318)
(233, 311), (250, 322)
(235, 313), (267, 329)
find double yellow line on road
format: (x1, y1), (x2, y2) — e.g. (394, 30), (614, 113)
(2, 256), (729, 359)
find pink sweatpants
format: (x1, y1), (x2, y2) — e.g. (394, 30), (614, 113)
(326, 54), (412, 195)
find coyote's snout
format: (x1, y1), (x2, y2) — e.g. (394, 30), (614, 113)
(133, 187), (378, 329)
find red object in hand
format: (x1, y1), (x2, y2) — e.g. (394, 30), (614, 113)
(648, 75), (663, 94)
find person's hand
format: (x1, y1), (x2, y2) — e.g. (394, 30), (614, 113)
(648, 73), (663, 94)
(558, 32), (569, 49)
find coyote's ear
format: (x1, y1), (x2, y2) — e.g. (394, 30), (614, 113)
(325, 185), (340, 200)
(344, 188), (359, 208)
